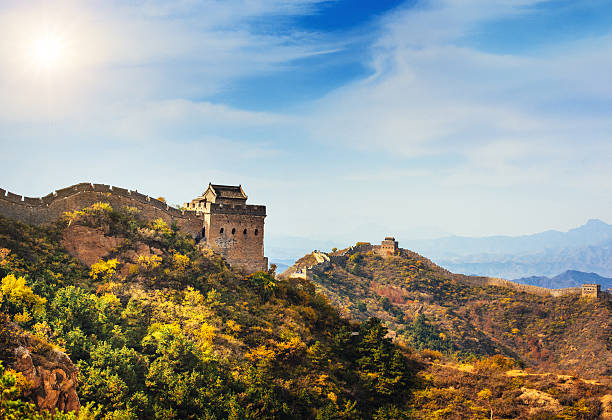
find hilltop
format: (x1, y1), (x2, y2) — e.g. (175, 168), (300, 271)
(282, 243), (612, 379)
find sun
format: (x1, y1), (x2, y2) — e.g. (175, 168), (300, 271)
(30, 33), (66, 71)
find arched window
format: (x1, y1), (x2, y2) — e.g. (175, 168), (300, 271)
(220, 227), (224, 234)
(231, 228), (236, 235)
(243, 228), (247, 235)
(254, 229), (259, 236)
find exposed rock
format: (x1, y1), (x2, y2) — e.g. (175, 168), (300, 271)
(62, 223), (167, 277)
(14, 345), (79, 413)
(0, 315), (80, 413)
(123, 242), (153, 263)
(61, 225), (124, 266)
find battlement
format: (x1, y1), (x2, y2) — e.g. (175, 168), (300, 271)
(581, 284), (601, 298)
(463, 276), (582, 297)
(0, 183), (185, 215)
(0, 181), (268, 274)
(377, 236), (399, 257)
(0, 182), (203, 241)
(209, 203), (266, 216)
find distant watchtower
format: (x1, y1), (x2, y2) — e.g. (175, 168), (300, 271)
(581, 284), (601, 298)
(378, 237), (399, 257)
(184, 183), (267, 273)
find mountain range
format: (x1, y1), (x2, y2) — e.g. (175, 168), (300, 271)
(407, 219), (612, 279)
(514, 270), (612, 290)
(2, 202), (611, 418)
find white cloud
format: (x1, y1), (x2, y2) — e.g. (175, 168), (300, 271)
(0, 0), (337, 124)
(1, 0), (610, 240)
(107, 99), (286, 141)
(304, 0), (612, 191)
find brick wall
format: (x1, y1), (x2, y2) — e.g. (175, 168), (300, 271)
(0, 183), (271, 273)
(207, 212), (267, 272)
(0, 183), (203, 236)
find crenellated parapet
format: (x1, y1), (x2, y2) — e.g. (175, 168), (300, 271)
(209, 203), (267, 216)
(0, 183), (204, 237)
(0, 183), (195, 213)
(0, 182), (268, 274)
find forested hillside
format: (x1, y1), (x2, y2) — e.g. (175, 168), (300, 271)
(0, 205), (415, 419)
(286, 246), (612, 379)
(1, 206), (610, 419)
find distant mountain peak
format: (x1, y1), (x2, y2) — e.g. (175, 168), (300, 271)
(584, 218), (607, 226)
(569, 218), (611, 234)
(514, 269), (612, 289)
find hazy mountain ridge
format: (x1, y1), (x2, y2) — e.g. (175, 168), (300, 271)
(437, 238), (612, 278)
(514, 270), (612, 290)
(403, 219), (612, 278)
(407, 219), (612, 258)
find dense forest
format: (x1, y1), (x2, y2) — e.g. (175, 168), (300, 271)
(0, 204), (610, 419)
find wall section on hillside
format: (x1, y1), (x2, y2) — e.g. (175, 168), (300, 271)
(464, 276), (581, 297)
(0, 183), (203, 237)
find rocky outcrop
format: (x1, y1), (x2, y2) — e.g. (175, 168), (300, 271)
(0, 314), (80, 413)
(14, 345), (79, 412)
(61, 224), (124, 266)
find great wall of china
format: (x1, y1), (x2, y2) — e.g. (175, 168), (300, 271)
(0, 183), (203, 237)
(0, 184), (603, 296)
(286, 241), (588, 298)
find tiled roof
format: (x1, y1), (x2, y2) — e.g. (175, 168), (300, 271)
(209, 184), (247, 200)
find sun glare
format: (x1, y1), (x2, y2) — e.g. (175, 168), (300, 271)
(31, 33), (65, 70)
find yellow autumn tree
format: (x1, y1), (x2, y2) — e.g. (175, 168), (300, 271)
(89, 259), (119, 281)
(172, 253), (190, 271)
(137, 255), (162, 270)
(0, 274), (47, 319)
(151, 218), (172, 236)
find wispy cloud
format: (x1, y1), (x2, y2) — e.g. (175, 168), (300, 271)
(305, 0), (612, 191)
(1, 0), (610, 239)
(0, 0), (337, 124)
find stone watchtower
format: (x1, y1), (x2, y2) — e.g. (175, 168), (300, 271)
(581, 284), (601, 298)
(378, 237), (399, 257)
(184, 184), (268, 273)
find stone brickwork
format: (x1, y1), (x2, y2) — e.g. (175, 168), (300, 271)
(581, 284), (601, 298)
(0, 183), (201, 234)
(287, 251), (330, 280)
(377, 237), (399, 257)
(184, 184), (268, 273)
(466, 276), (582, 297)
(0, 182), (268, 273)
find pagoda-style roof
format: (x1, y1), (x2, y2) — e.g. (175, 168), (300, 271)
(196, 184), (249, 205)
(206, 184), (247, 200)
(184, 183), (253, 211)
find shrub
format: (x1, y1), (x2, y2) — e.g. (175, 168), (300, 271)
(90, 259), (119, 281)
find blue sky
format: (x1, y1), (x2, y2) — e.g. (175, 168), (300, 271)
(1, 0), (611, 249)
